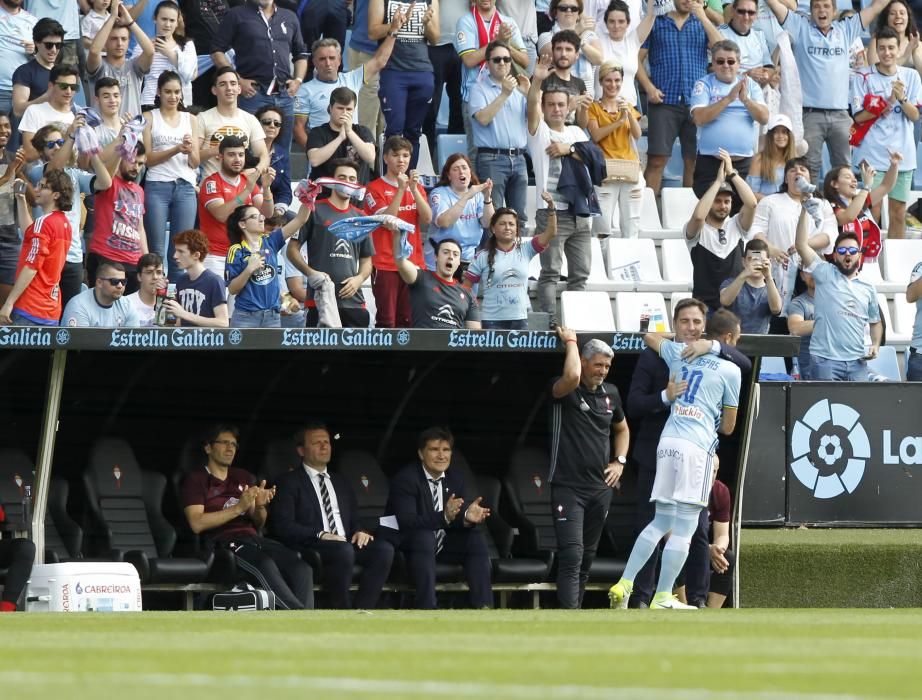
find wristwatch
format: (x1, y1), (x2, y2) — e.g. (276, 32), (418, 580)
(569, 144), (576, 155)
(616, 456), (627, 465)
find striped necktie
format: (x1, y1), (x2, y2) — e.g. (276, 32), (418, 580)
(318, 473), (338, 536)
(429, 478), (445, 554)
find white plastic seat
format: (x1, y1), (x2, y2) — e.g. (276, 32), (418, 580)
(669, 291), (692, 318)
(585, 237), (615, 291)
(605, 238), (686, 292)
(661, 239), (693, 290)
(660, 188), (699, 232)
(560, 291), (616, 331)
(882, 239), (922, 287)
(416, 134), (436, 176)
(614, 291), (671, 332)
(867, 345), (902, 381)
(879, 293), (911, 344)
(638, 187), (682, 239)
(759, 356), (789, 376)
(892, 293), (917, 337)
(525, 186), (537, 232)
(861, 260), (901, 294)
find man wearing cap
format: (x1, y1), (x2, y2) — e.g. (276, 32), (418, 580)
(549, 327), (630, 609)
(689, 39), (768, 197)
(685, 149), (758, 313)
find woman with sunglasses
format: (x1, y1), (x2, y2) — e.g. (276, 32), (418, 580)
(588, 62), (643, 239)
(596, 0), (654, 104)
(255, 105), (291, 220)
(142, 70), (200, 278)
(424, 153), (493, 274)
(225, 202), (311, 328)
(538, 0), (603, 90)
(822, 152), (901, 264)
(140, 1), (197, 110)
(462, 191), (557, 329)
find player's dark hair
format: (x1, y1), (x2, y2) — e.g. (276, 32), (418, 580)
(706, 309), (741, 339)
(604, 0), (630, 24)
(204, 424), (240, 449)
(744, 238), (769, 255)
(33, 17), (65, 43)
(49, 64), (80, 86)
(672, 297), (707, 324)
(136, 253), (163, 275)
(219, 135), (247, 153)
(417, 426), (454, 451)
(94, 76), (121, 96)
(212, 65), (240, 86)
(329, 86), (357, 108)
(551, 29), (582, 52)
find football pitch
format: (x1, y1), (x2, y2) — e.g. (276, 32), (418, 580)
(2, 609), (921, 699)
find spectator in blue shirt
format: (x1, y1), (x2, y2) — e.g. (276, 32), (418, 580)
(719, 238), (782, 334)
(255, 105), (292, 220)
(637, 0), (722, 194)
(211, 0), (309, 158)
(795, 204), (883, 381)
(764, 0), (890, 183)
(689, 39), (768, 197)
(469, 40), (531, 228)
(787, 268), (816, 379)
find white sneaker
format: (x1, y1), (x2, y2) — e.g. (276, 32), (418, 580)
(651, 593), (697, 610)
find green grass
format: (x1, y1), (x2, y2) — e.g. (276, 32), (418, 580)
(740, 529), (922, 608)
(2, 610), (922, 699)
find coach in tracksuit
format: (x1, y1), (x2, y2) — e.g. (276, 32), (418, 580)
(549, 327), (630, 609)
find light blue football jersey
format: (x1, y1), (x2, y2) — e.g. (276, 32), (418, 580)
(659, 340), (742, 453)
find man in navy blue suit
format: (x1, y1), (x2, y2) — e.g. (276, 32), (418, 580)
(381, 426), (493, 610)
(269, 422), (394, 609)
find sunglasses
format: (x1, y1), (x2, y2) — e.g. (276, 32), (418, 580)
(244, 213), (266, 221)
(714, 59), (737, 66)
(101, 277), (127, 287)
(42, 41), (63, 50)
(260, 118), (282, 127)
(717, 228), (727, 245)
(735, 8), (757, 15)
(557, 5), (580, 12)
(490, 56), (512, 64)
(44, 138), (66, 149)
(836, 246), (860, 255)
(55, 82), (79, 92)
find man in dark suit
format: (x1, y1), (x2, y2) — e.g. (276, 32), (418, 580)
(381, 426), (493, 610)
(626, 297), (751, 607)
(269, 422), (394, 609)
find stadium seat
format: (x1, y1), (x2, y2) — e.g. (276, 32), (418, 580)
(861, 260), (902, 294)
(82, 438), (211, 584)
(882, 239), (922, 287)
(614, 291), (671, 332)
(878, 294), (911, 344)
(758, 356), (789, 378)
(525, 186), (537, 231)
(660, 239), (694, 290)
(526, 237), (568, 288)
(560, 291), (616, 331)
(0, 451), (82, 562)
(891, 293), (917, 338)
(660, 188), (698, 232)
(669, 291), (692, 318)
(416, 134), (437, 177)
(334, 449), (391, 534)
(585, 237), (615, 291)
(259, 437), (300, 485)
(638, 188), (682, 239)
(605, 237), (685, 291)
(502, 447), (559, 572)
(436, 133), (467, 172)
(868, 345), (902, 381)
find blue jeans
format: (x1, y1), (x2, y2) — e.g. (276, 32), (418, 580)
(238, 90), (295, 157)
(810, 355), (869, 382)
(379, 69), (435, 169)
(144, 179), (197, 278)
(482, 319), (527, 330)
(907, 349), (922, 381)
(232, 308), (281, 328)
(474, 152), (528, 227)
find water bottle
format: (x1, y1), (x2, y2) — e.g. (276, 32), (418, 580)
(639, 304), (651, 332)
(653, 307), (666, 333)
(21, 485), (31, 529)
(791, 357), (801, 381)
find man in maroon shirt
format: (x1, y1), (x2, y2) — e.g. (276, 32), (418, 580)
(181, 424), (314, 609)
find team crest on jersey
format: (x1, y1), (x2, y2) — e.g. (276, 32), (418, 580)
(360, 475), (369, 491)
(555, 503), (566, 521)
(457, 31), (465, 43)
(365, 193), (376, 209)
(112, 465), (122, 489)
(532, 475), (542, 495)
(205, 180), (218, 195)
(692, 81), (704, 96)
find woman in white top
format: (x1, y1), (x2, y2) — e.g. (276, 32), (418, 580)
(537, 0), (603, 89)
(596, 0), (654, 103)
(140, 1), (197, 108)
(142, 70), (200, 278)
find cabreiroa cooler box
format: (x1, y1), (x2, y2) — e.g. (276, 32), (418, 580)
(26, 562), (142, 612)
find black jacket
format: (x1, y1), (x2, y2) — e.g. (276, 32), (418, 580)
(556, 141), (606, 217)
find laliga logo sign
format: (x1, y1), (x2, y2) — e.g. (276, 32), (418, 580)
(790, 399), (870, 499)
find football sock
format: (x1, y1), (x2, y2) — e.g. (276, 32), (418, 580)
(655, 502), (702, 595)
(623, 501), (676, 582)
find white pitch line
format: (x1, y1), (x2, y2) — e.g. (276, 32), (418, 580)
(0, 671), (873, 700)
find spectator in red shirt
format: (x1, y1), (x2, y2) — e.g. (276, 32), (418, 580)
(88, 143), (148, 295)
(0, 168), (72, 326)
(197, 135), (274, 279)
(363, 136), (431, 328)
(0, 502), (36, 611)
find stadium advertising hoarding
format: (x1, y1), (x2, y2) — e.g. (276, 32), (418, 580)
(787, 384), (922, 525)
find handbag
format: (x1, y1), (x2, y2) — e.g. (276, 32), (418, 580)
(212, 583), (276, 611)
(604, 158), (641, 184)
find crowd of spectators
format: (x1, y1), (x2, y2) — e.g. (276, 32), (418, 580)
(0, 0), (918, 379)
